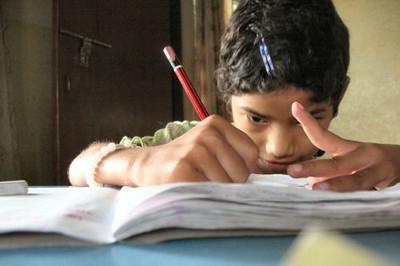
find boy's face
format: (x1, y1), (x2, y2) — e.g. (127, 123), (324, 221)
(231, 86), (335, 175)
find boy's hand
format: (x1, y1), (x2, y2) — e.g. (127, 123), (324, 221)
(287, 102), (400, 191)
(132, 115), (259, 186)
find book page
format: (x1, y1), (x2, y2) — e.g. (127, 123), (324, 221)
(1, 175), (400, 244)
(0, 187), (119, 243)
(248, 174), (309, 187)
(111, 175), (400, 242)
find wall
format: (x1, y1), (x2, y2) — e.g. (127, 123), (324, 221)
(330, 0), (400, 144)
(180, 0), (197, 120)
(2, 0), (53, 184)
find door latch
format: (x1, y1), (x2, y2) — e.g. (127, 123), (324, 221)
(60, 28), (112, 68)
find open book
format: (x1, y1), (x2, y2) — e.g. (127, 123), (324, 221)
(1, 174), (400, 244)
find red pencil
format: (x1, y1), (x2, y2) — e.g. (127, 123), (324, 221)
(163, 46), (209, 120)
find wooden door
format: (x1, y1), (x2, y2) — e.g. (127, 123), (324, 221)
(53, 0), (182, 185)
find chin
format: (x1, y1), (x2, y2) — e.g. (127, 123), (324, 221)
(255, 164), (288, 175)
(264, 169), (288, 175)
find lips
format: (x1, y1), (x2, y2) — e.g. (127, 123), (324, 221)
(257, 159), (294, 174)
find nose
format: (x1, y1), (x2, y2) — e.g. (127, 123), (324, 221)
(265, 125), (295, 158)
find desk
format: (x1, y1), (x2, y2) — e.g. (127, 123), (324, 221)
(1, 230), (399, 266)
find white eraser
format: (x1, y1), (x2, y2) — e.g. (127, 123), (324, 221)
(0, 180), (28, 196)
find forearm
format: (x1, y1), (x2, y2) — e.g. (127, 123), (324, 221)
(68, 142), (142, 187)
(68, 116), (258, 187)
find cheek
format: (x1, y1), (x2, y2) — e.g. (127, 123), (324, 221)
(299, 137), (319, 154)
(295, 130), (320, 156)
(232, 121), (263, 147)
(231, 115), (251, 134)
(320, 120), (332, 130)
(235, 124), (260, 144)
(245, 131), (264, 148)
(320, 113), (335, 129)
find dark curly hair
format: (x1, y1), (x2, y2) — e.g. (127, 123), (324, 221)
(215, 0), (350, 116)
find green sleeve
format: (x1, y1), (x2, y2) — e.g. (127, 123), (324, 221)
(120, 120), (199, 147)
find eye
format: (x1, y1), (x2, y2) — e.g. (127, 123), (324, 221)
(313, 116), (325, 121)
(294, 116), (325, 126)
(247, 115), (266, 124)
(293, 116), (325, 126)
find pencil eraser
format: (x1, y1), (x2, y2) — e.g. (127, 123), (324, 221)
(163, 46), (176, 61)
(0, 180), (28, 196)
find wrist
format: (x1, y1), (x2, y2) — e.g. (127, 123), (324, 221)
(87, 142), (138, 187)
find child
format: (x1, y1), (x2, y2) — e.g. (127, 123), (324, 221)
(69, 0), (399, 191)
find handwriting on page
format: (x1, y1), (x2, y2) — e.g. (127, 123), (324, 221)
(1, 177), (400, 244)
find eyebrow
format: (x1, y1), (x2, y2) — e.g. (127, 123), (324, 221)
(241, 107), (269, 119)
(240, 106), (328, 118)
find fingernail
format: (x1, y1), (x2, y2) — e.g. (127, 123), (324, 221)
(288, 164), (302, 173)
(292, 102), (304, 110)
(314, 182), (330, 191)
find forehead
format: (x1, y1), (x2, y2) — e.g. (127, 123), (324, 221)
(231, 87), (331, 114)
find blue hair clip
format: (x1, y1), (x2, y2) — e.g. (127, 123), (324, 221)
(259, 36), (274, 76)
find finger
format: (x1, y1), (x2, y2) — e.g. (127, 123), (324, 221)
(311, 176), (363, 192)
(306, 176), (331, 187)
(214, 142), (252, 183)
(375, 178), (400, 190)
(138, 162), (209, 186)
(165, 142), (233, 184)
(203, 115), (259, 171)
(192, 127), (252, 183)
(192, 144), (235, 183)
(288, 149), (368, 178)
(310, 166), (387, 192)
(172, 150), (248, 184)
(291, 102), (358, 155)
(132, 145), (211, 186)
